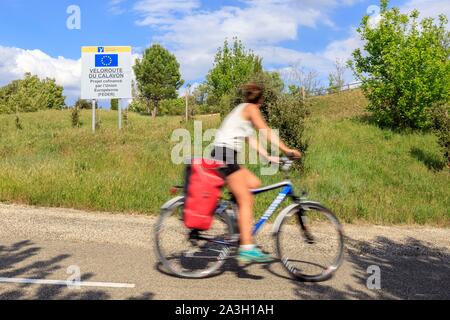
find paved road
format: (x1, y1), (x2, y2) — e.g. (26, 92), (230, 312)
(0, 203), (449, 300)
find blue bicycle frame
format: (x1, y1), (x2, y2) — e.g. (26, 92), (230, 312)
(251, 181), (294, 236)
(214, 181), (296, 239)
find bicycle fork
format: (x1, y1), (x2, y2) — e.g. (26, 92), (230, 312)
(297, 209), (315, 244)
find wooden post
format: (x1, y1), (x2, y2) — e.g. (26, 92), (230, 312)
(301, 86), (305, 101)
(185, 84), (191, 122)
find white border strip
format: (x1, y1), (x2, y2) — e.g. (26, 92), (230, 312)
(0, 277), (135, 289)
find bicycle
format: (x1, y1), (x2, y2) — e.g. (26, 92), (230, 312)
(155, 157), (345, 282)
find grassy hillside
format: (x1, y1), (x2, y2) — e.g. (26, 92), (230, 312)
(303, 90), (449, 226)
(0, 91), (448, 226)
(0, 110), (211, 214)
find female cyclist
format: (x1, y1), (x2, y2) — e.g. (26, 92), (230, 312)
(212, 83), (302, 263)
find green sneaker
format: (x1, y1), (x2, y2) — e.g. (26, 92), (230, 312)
(238, 247), (273, 263)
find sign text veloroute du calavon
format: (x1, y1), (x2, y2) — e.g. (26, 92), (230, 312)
(81, 46), (132, 100)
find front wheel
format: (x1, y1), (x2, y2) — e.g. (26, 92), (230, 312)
(276, 202), (344, 282)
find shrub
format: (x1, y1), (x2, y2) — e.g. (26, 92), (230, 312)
(196, 103), (220, 115)
(249, 71), (285, 120)
(159, 98), (185, 116)
(74, 99), (92, 110)
(128, 98), (147, 114)
(15, 115), (23, 130)
(431, 103), (450, 166)
(217, 93), (236, 118)
(129, 98), (189, 117)
(71, 106), (81, 128)
(0, 73), (65, 114)
(111, 99), (119, 111)
(267, 93), (309, 167)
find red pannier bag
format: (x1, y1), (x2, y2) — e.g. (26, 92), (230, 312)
(183, 158), (225, 230)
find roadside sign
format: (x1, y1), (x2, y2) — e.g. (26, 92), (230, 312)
(81, 46), (132, 100)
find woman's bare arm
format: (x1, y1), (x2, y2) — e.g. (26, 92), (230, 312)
(246, 104), (297, 156)
(247, 135), (281, 163)
(248, 135), (269, 159)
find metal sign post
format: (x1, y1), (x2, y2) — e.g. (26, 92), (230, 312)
(92, 99), (96, 133)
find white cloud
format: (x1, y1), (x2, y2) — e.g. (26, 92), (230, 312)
(134, 0), (363, 82)
(131, 0), (448, 85)
(255, 31), (361, 85)
(401, 0), (450, 20)
(12, 0), (445, 102)
(109, 0), (127, 15)
(134, 0), (201, 26)
(322, 28), (363, 63)
(0, 46), (81, 100)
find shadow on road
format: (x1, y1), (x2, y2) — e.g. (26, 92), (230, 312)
(222, 258), (266, 280)
(0, 240), (154, 300)
(285, 236), (450, 300)
(150, 233), (449, 300)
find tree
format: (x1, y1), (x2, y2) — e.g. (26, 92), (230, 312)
(0, 73), (65, 114)
(206, 38), (263, 106)
(133, 44), (184, 118)
(110, 98), (119, 111)
(349, 0), (450, 129)
(328, 59), (347, 93)
(192, 83), (209, 106)
(283, 62), (321, 97)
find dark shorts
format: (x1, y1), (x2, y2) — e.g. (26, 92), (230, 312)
(211, 146), (242, 178)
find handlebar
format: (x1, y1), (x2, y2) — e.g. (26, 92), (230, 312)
(280, 156), (295, 173)
(268, 155), (301, 174)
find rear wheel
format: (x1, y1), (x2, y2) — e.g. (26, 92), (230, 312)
(155, 199), (236, 279)
(276, 203), (344, 282)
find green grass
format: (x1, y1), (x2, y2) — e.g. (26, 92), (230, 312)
(301, 90), (449, 226)
(0, 110), (202, 214)
(0, 92), (449, 226)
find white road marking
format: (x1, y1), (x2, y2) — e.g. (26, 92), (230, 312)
(0, 277), (135, 289)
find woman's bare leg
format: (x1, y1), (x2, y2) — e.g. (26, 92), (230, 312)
(226, 169), (261, 245)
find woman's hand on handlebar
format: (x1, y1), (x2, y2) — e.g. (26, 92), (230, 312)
(286, 149), (302, 159)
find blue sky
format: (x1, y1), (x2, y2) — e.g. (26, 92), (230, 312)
(0, 0), (447, 105)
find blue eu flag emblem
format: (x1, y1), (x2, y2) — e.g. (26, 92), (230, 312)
(95, 54), (119, 67)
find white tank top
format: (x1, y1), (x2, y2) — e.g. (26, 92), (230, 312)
(214, 103), (255, 152)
